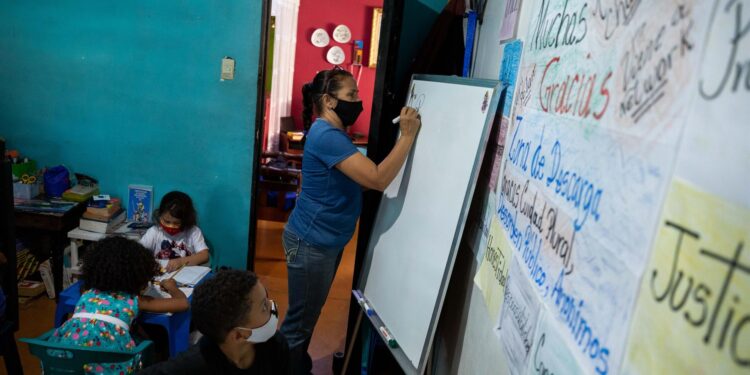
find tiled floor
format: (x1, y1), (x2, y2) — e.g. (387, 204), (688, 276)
(3, 220), (355, 375)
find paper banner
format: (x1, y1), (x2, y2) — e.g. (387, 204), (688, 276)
(497, 256), (543, 374)
(474, 215), (513, 319)
(526, 307), (587, 375)
(622, 179), (750, 373)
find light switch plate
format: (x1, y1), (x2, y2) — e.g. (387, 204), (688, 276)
(221, 57), (235, 80)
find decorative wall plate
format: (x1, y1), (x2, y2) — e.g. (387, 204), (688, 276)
(311, 28), (330, 47)
(333, 24), (352, 43)
(326, 46), (346, 65)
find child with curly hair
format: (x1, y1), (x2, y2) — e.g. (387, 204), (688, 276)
(140, 191), (210, 272)
(50, 236), (189, 374)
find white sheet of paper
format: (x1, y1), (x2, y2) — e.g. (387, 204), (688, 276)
(155, 265), (210, 286)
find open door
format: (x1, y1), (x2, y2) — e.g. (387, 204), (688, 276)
(249, 0), (404, 372)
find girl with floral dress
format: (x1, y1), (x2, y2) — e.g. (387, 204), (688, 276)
(50, 236), (188, 374)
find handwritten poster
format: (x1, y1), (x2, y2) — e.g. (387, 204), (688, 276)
(623, 1), (750, 372)
(497, 256), (543, 374)
(500, 0), (522, 42)
(491, 0), (714, 373)
(489, 40), (524, 194)
(669, 0), (750, 209)
(499, 40), (524, 118)
(622, 180), (750, 374)
(474, 216), (513, 319)
(465, 41), (523, 262)
(497, 119), (639, 374)
(526, 308), (587, 375)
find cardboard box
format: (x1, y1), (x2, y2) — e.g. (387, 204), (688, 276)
(13, 182), (40, 200)
(18, 280), (45, 297)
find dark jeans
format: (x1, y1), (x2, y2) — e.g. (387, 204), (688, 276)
(280, 229), (343, 375)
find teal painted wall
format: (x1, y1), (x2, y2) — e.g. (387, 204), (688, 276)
(0, 1), (263, 268)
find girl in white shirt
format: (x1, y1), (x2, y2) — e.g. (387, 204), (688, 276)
(139, 191), (210, 271)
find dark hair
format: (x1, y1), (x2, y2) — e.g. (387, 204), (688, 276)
(155, 191), (197, 229)
(301, 68), (354, 130)
(192, 270), (259, 343)
(81, 237), (159, 295)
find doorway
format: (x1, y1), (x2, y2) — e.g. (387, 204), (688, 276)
(249, 0), (386, 372)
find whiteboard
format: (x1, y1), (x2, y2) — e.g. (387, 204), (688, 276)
(359, 75), (501, 373)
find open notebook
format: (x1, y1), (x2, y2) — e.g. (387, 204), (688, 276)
(155, 263), (211, 287)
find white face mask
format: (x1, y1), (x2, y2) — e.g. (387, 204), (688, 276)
(237, 300), (278, 344)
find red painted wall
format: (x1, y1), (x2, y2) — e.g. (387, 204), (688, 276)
(291, 0), (383, 137)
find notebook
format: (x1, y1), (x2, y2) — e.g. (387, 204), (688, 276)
(155, 265), (211, 287)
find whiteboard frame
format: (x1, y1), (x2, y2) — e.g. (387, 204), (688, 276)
(357, 74), (503, 374)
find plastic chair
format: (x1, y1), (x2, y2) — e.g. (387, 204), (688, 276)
(54, 281), (81, 327)
(140, 310), (192, 357)
(20, 329), (153, 374)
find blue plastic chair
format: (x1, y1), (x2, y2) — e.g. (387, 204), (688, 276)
(20, 329), (153, 374)
(54, 282), (81, 327)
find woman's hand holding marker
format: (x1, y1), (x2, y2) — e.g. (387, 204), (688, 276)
(397, 106), (421, 138)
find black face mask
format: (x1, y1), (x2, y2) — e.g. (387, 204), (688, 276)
(332, 98), (364, 126)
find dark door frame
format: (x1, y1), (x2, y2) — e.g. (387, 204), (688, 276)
(344, 0), (407, 372)
(247, 0), (408, 371)
(247, 0), (272, 271)
(0, 139), (19, 330)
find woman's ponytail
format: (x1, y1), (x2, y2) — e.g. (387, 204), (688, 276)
(301, 82), (315, 131)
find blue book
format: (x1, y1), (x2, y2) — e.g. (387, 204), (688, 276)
(127, 184), (153, 223)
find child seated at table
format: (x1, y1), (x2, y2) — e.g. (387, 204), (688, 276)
(140, 191), (210, 272)
(49, 237), (188, 374)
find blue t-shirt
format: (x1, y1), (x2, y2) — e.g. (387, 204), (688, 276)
(286, 119), (362, 250)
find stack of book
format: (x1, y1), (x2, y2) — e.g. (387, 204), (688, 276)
(18, 280), (45, 298)
(18, 280), (45, 305)
(16, 242), (55, 301)
(80, 195), (126, 233)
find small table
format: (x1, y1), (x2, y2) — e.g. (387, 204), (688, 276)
(14, 198), (87, 298)
(55, 272), (211, 358)
(66, 223), (145, 275)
